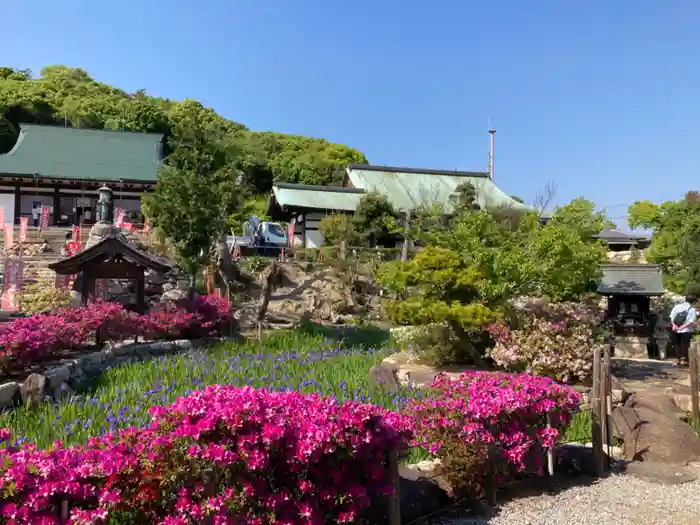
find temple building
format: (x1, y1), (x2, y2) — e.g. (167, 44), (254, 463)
(267, 164), (530, 248)
(0, 124), (164, 226)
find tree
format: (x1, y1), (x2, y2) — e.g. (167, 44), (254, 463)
(319, 214), (356, 247)
(353, 192), (399, 247)
(375, 246), (497, 366)
(631, 196), (700, 293)
(142, 102), (245, 283)
(548, 197), (608, 238)
(628, 200), (662, 230)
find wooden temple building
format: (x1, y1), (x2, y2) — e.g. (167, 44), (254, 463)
(0, 124), (163, 226)
(49, 186), (170, 311)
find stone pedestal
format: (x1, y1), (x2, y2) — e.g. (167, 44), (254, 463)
(615, 335), (648, 359)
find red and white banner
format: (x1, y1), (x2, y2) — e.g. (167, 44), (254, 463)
(4, 224), (13, 249)
(114, 208), (125, 228)
(122, 221), (135, 232)
(39, 206), (51, 229)
(288, 222), (295, 248)
(0, 207), (5, 231)
(2, 259), (25, 311)
(66, 241), (82, 256)
(93, 279), (108, 302)
(55, 273), (74, 291)
(72, 225), (80, 243)
(19, 217), (28, 243)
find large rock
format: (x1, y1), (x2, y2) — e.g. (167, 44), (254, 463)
(624, 461), (698, 485)
(19, 373), (47, 408)
(624, 391), (686, 420)
(369, 362), (401, 393)
(612, 405), (700, 465)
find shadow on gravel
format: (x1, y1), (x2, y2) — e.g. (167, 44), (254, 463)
(407, 445), (610, 524)
(416, 472), (602, 525)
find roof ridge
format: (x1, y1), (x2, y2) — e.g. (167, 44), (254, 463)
(18, 123), (164, 139)
(348, 163), (489, 178)
(274, 182), (366, 194)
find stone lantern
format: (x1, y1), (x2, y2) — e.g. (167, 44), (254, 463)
(96, 185), (114, 224)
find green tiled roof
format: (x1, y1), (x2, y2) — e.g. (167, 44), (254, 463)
(0, 124), (164, 182)
(345, 164), (532, 213)
(272, 183), (366, 212)
(597, 264), (665, 296)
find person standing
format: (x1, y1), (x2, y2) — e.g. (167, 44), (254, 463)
(670, 294), (697, 366)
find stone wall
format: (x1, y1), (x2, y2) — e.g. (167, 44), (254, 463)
(0, 338), (221, 410)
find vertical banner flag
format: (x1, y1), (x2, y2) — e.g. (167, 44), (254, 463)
(288, 221), (295, 248)
(72, 225), (80, 243)
(19, 217), (28, 243)
(2, 259), (25, 311)
(4, 224), (13, 249)
(39, 206), (50, 229)
(66, 241), (82, 256)
(114, 208), (125, 228)
(0, 207), (5, 231)
(93, 279), (108, 302)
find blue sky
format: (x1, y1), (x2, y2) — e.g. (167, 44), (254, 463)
(3, 0), (700, 223)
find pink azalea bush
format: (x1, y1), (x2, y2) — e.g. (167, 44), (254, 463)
(0, 296), (232, 374)
(406, 371), (581, 498)
(487, 297), (604, 383)
(0, 385), (412, 524)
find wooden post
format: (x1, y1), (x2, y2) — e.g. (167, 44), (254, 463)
(602, 344), (613, 464)
(60, 499), (69, 520)
(339, 240), (347, 261)
(691, 339), (700, 424)
(591, 346), (605, 477)
(401, 210), (411, 262)
(484, 443), (497, 506)
(387, 450), (401, 525)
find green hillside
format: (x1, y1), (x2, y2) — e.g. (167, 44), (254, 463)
(0, 66), (367, 192)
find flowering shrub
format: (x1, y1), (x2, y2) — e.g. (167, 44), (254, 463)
(487, 297), (604, 383)
(406, 371), (580, 498)
(0, 385), (412, 524)
(0, 296), (232, 374)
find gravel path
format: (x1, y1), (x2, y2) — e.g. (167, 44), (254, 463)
(439, 471), (700, 525)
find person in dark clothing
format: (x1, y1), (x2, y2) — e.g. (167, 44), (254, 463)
(670, 294), (697, 366)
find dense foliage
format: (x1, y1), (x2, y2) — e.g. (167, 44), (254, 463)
(0, 66), (366, 190)
(0, 385), (412, 524)
(376, 202), (606, 366)
(17, 278), (71, 315)
(0, 296), (231, 375)
(406, 372), (580, 498)
(628, 194), (700, 294)
(488, 297), (604, 383)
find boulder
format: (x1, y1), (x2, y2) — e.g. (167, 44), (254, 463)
(369, 362), (401, 393)
(0, 382), (20, 408)
(624, 391), (686, 419)
(624, 461), (698, 485)
(20, 373), (47, 408)
(612, 405), (700, 465)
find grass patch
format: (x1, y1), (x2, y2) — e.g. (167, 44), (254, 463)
(562, 409), (593, 443)
(0, 330), (426, 458)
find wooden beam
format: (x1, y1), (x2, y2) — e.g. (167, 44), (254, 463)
(691, 339), (700, 424)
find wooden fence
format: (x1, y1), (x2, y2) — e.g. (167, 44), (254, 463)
(590, 344), (614, 477)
